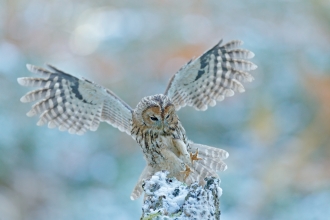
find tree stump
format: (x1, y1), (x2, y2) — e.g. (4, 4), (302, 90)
(141, 171), (222, 220)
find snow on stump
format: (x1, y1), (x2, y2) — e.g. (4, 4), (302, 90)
(141, 171), (222, 220)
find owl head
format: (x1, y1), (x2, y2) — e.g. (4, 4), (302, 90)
(133, 94), (178, 134)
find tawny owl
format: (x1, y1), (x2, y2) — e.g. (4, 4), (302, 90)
(17, 39), (257, 200)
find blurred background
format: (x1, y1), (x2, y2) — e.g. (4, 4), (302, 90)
(1, 0), (330, 219)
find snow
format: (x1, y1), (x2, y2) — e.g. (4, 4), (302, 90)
(141, 171), (222, 220)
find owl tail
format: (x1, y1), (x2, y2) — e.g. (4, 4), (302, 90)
(187, 142), (229, 185)
(130, 165), (154, 200)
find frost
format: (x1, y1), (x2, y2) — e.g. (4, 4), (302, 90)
(141, 171), (222, 220)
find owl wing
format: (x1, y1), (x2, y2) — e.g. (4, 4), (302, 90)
(165, 39), (257, 111)
(18, 64), (133, 135)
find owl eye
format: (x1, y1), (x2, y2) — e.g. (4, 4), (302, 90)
(165, 115), (170, 119)
(150, 116), (158, 121)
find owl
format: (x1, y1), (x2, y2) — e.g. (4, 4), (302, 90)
(17, 39), (257, 200)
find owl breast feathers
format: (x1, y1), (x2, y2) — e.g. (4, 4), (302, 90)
(17, 39), (257, 200)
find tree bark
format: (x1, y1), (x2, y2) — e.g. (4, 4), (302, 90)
(141, 171), (222, 220)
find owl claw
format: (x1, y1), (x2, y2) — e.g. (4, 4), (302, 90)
(190, 149), (202, 164)
(181, 164), (192, 181)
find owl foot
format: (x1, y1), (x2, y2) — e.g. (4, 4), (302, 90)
(190, 149), (202, 165)
(181, 164), (192, 181)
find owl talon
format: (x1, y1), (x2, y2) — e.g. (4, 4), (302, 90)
(190, 149), (202, 164)
(181, 164), (192, 181)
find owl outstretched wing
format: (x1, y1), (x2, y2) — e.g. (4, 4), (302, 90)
(165, 39), (257, 111)
(18, 64), (133, 135)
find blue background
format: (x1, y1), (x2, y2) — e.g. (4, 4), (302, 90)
(1, 0), (330, 219)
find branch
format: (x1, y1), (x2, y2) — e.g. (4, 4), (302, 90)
(141, 171), (222, 220)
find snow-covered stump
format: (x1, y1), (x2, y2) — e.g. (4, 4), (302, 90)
(141, 171), (222, 220)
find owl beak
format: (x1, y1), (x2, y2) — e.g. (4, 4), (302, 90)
(157, 121), (163, 130)
(162, 121), (168, 133)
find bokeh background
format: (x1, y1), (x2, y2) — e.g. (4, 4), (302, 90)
(1, 0), (330, 219)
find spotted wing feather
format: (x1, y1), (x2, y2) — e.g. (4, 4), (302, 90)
(165, 39), (257, 111)
(18, 64), (133, 135)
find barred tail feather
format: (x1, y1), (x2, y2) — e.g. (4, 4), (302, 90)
(197, 157), (227, 172)
(190, 161), (219, 185)
(189, 142), (229, 160)
(130, 165), (154, 200)
(189, 142), (229, 181)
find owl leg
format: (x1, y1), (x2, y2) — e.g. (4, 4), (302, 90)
(159, 147), (193, 183)
(172, 138), (190, 165)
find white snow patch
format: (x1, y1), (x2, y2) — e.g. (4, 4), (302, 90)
(141, 171), (223, 219)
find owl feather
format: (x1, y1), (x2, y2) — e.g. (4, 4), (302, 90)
(165, 39), (257, 111)
(18, 64), (133, 135)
